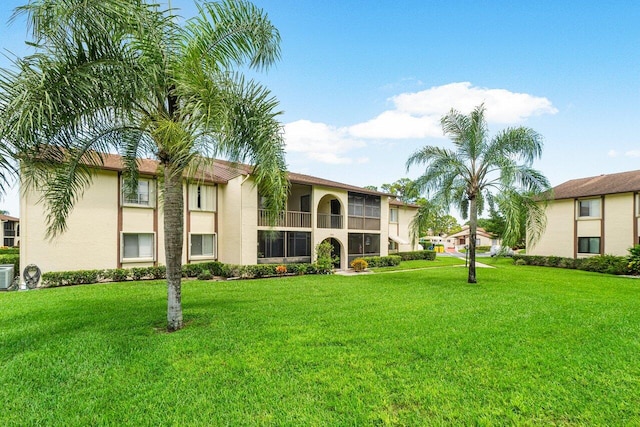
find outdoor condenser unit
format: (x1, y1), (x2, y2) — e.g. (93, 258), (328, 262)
(0, 264), (15, 289)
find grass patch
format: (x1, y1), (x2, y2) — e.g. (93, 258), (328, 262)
(372, 256), (466, 272)
(1, 264), (640, 424)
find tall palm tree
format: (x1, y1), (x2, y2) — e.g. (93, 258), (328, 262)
(0, 0), (288, 331)
(406, 104), (550, 283)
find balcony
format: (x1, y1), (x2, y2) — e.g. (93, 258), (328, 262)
(258, 209), (311, 228)
(348, 216), (381, 230)
(317, 213), (343, 229)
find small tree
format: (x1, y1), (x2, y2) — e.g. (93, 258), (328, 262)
(315, 241), (336, 274)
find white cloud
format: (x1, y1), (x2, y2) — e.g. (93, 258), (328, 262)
(349, 82), (558, 140)
(284, 82), (558, 165)
(349, 110), (442, 139)
(608, 150), (619, 157)
(624, 150), (640, 158)
(283, 120), (366, 165)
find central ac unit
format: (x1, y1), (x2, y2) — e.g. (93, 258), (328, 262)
(0, 265), (15, 290)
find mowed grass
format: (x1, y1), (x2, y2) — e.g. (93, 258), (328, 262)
(1, 261), (640, 425)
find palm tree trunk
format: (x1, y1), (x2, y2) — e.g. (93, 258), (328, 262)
(164, 161), (184, 331)
(468, 196), (477, 284)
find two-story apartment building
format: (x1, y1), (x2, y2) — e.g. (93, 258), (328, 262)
(0, 214), (19, 247)
(20, 154), (419, 273)
(528, 169), (640, 258)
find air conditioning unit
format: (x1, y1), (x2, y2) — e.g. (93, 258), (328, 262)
(0, 264), (15, 290)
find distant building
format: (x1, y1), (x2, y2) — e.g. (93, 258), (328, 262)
(0, 214), (19, 247)
(445, 226), (499, 250)
(529, 169), (640, 258)
(20, 154), (420, 273)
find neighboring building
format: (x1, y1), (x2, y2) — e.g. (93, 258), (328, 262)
(0, 214), (19, 247)
(528, 169), (640, 258)
(20, 154), (420, 273)
(444, 226), (498, 251)
(387, 199), (420, 254)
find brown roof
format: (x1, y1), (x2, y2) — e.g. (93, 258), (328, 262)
(389, 198), (420, 209)
(551, 169), (640, 200)
(97, 153), (389, 196)
(0, 214), (19, 222)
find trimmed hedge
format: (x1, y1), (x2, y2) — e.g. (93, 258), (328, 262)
(512, 254), (630, 276)
(397, 250), (437, 261)
(0, 248), (19, 255)
(361, 255), (401, 268)
(39, 261), (321, 288)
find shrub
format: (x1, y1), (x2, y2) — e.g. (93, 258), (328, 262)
(197, 269), (213, 280)
(275, 265), (287, 275)
(627, 244), (640, 275)
(103, 268), (129, 282)
(513, 254), (630, 275)
(351, 258), (368, 272)
(361, 255), (401, 267)
(398, 250), (436, 261)
(315, 241), (336, 274)
(514, 259), (527, 266)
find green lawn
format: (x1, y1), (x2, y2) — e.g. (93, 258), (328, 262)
(1, 261), (640, 425)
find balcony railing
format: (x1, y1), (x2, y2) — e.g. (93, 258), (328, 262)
(317, 213), (343, 229)
(348, 216), (381, 230)
(258, 209), (311, 228)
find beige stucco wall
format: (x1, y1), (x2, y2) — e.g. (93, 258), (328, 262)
(21, 170), (120, 273)
(390, 205), (419, 252)
(528, 199), (575, 258)
(216, 175), (245, 265)
(603, 193), (635, 255)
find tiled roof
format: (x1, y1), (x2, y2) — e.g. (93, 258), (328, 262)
(550, 169), (640, 200)
(389, 198), (420, 208)
(97, 153), (390, 196)
(0, 214), (19, 222)
(446, 226), (493, 239)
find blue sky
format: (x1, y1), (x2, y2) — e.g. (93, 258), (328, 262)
(1, 0), (640, 217)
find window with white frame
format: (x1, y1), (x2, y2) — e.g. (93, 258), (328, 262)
(577, 198), (600, 218)
(189, 183), (216, 211)
(389, 208), (398, 223)
(190, 234), (216, 258)
(122, 178), (154, 207)
(122, 233), (154, 260)
(578, 237), (600, 254)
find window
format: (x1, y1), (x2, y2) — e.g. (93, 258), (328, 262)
(189, 184), (216, 211)
(122, 233), (154, 260)
(258, 231), (284, 258)
(258, 231), (311, 260)
(190, 234), (216, 258)
(389, 208), (398, 223)
(122, 178), (154, 207)
(348, 233), (380, 263)
(578, 237), (600, 254)
(287, 232), (311, 257)
(578, 199), (600, 218)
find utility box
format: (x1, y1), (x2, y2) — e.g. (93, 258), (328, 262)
(0, 264), (15, 289)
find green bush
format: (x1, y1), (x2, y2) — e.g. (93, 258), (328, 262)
(0, 248), (19, 255)
(197, 269), (213, 280)
(361, 255), (401, 267)
(398, 250), (436, 261)
(103, 268), (129, 282)
(512, 254), (630, 275)
(627, 245), (640, 275)
(315, 241), (336, 274)
(514, 259), (527, 266)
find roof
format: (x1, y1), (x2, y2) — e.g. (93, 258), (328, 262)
(0, 214), (19, 222)
(446, 225), (494, 239)
(96, 153), (389, 196)
(550, 169), (640, 200)
(389, 198), (420, 209)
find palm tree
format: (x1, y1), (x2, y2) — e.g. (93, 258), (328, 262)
(406, 104), (550, 283)
(0, 0), (288, 331)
